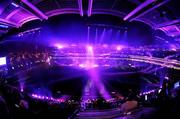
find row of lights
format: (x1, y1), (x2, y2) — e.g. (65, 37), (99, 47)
(55, 44), (178, 51)
(54, 56), (180, 70)
(31, 94), (65, 103)
(55, 44), (125, 51)
(140, 90), (156, 96)
(140, 89), (162, 96)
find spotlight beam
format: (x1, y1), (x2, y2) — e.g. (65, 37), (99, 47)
(83, 45), (111, 100)
(21, 0), (48, 20)
(78, 0), (84, 16)
(130, 0), (170, 22)
(87, 0), (93, 17)
(87, 26), (90, 43)
(124, 0), (155, 21)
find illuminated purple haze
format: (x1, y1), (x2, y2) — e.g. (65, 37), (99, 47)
(82, 45), (111, 100)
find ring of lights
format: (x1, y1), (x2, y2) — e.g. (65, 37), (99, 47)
(52, 55), (180, 70)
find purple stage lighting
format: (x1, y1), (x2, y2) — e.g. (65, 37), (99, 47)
(79, 64), (85, 68)
(87, 45), (93, 51)
(116, 45), (123, 51)
(20, 88), (24, 92)
(81, 44), (111, 101)
(93, 64), (99, 68)
(20, 82), (24, 92)
(102, 44), (108, 48)
(55, 44), (64, 49)
(79, 63), (99, 68)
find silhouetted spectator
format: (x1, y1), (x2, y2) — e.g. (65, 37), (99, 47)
(0, 96), (11, 119)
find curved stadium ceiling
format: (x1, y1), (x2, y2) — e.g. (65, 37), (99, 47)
(0, 0), (179, 40)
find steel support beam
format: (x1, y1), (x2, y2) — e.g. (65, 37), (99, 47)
(124, 0), (155, 21)
(45, 9), (79, 17)
(156, 19), (180, 28)
(130, 0), (170, 22)
(0, 18), (17, 27)
(21, 0), (48, 20)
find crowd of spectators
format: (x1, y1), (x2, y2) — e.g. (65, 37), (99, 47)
(0, 82), (180, 119)
(7, 51), (49, 72)
(0, 84), (79, 119)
